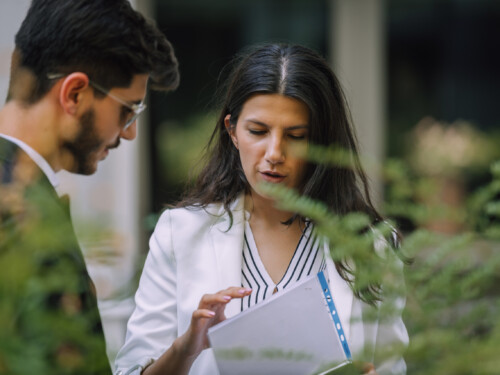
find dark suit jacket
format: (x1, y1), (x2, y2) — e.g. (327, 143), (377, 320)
(0, 137), (111, 374)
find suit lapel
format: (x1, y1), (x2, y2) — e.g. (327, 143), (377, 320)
(0, 137), (18, 183)
(0, 137), (56, 198)
(0, 137), (85, 269)
(210, 195), (246, 319)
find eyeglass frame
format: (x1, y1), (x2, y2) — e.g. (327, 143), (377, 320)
(47, 73), (147, 130)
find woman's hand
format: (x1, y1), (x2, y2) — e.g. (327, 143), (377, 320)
(357, 362), (378, 375)
(348, 361), (378, 375)
(177, 286), (252, 359)
(143, 287), (252, 375)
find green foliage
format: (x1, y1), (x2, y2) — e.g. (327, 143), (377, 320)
(1, 183), (110, 374)
(155, 112), (216, 198)
(468, 161), (500, 238)
(261, 142), (500, 374)
(3, 122), (499, 373)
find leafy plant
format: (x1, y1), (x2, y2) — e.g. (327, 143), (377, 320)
(261, 143), (500, 374)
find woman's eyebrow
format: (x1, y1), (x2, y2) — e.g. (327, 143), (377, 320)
(286, 124), (310, 131)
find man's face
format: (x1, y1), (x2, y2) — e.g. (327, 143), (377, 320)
(62, 74), (148, 175)
(62, 107), (116, 175)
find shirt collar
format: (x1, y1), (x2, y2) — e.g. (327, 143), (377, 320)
(0, 133), (59, 189)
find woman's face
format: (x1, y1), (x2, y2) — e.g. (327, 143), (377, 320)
(225, 93), (310, 202)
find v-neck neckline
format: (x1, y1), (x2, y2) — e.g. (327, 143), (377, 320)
(244, 219), (312, 291)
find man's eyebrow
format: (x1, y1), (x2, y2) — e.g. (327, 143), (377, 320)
(245, 119), (309, 130)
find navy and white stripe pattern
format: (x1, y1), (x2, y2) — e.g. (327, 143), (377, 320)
(241, 220), (327, 311)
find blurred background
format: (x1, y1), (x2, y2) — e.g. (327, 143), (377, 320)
(151, 0), (500, 208)
(1, 0), (499, 366)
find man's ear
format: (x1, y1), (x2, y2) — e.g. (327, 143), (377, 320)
(58, 72), (90, 115)
(224, 114), (238, 149)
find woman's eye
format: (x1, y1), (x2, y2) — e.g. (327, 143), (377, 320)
(249, 129), (266, 135)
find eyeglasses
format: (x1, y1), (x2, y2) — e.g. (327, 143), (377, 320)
(47, 73), (147, 130)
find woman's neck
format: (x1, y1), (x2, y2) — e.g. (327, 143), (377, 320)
(244, 192), (305, 284)
(245, 192), (295, 228)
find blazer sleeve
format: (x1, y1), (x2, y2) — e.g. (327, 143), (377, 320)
(114, 210), (178, 375)
(373, 231), (409, 375)
(373, 284), (408, 375)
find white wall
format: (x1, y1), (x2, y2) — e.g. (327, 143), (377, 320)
(0, 1), (30, 100)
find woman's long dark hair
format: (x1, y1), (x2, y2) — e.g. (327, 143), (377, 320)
(178, 43), (396, 305)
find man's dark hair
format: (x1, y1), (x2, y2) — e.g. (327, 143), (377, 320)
(9, 0), (179, 103)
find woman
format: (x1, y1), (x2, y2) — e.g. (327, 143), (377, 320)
(114, 44), (408, 375)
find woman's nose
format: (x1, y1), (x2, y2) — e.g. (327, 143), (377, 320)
(265, 135), (285, 164)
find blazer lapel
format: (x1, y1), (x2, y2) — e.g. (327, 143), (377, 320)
(324, 243), (354, 343)
(0, 137), (56, 200)
(0, 138), (85, 270)
(210, 195), (246, 319)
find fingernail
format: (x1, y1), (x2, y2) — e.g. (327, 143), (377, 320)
(208, 311), (216, 316)
(223, 295), (231, 301)
(239, 288), (252, 294)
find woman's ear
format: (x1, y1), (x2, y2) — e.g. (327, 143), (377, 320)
(58, 72), (90, 116)
(224, 114), (238, 149)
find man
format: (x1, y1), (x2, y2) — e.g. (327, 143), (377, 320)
(0, 0), (179, 373)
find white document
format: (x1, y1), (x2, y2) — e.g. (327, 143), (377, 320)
(207, 272), (352, 375)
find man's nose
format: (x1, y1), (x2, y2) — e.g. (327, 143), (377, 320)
(120, 121), (137, 140)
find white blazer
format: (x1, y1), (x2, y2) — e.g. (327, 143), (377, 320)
(114, 195), (408, 375)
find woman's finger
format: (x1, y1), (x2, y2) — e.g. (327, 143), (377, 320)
(198, 293), (231, 307)
(191, 309), (216, 320)
(217, 286), (253, 298)
(198, 287), (252, 308)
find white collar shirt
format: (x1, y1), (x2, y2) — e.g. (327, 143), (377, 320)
(0, 133), (60, 191)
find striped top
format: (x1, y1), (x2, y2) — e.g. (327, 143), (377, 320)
(241, 219), (327, 311)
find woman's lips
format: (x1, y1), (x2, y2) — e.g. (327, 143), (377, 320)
(260, 171), (286, 183)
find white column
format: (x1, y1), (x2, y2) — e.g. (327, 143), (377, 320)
(0, 1), (31, 99)
(330, 0), (386, 206)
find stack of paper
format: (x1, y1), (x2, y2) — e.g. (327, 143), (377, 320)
(208, 272), (355, 375)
